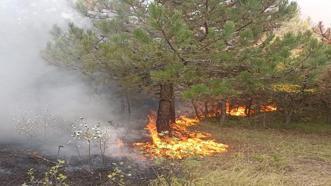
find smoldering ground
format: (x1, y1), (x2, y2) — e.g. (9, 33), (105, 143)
(0, 0), (149, 159)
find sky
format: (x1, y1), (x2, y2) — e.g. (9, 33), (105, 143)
(296, 0), (331, 25)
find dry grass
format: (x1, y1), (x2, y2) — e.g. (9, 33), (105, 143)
(149, 121), (331, 186)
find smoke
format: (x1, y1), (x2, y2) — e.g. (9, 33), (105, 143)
(0, 0), (138, 157)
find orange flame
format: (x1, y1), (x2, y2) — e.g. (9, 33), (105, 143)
(135, 114), (228, 159)
(260, 104), (277, 112)
(227, 105), (247, 117)
(226, 103), (277, 117)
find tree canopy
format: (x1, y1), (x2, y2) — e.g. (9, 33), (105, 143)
(44, 0), (331, 132)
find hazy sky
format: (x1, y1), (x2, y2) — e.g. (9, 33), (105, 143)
(296, 0), (331, 25)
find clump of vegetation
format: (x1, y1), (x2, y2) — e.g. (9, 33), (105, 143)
(107, 167), (125, 186)
(23, 160), (68, 186)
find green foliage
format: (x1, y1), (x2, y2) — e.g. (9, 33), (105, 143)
(23, 160), (68, 186)
(223, 21), (236, 39)
(182, 84), (209, 100)
(44, 0), (300, 86)
(133, 28), (151, 44)
(151, 63), (183, 83)
(43, 0), (331, 122)
(182, 79), (235, 101)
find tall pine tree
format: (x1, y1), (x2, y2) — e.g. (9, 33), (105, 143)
(45, 0), (326, 132)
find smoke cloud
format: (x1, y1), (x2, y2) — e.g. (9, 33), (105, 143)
(0, 0), (137, 157)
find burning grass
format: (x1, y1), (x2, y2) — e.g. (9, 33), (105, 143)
(135, 103), (277, 159)
(135, 114), (228, 159)
(227, 103), (277, 117)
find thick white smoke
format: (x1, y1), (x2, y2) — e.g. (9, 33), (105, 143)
(0, 0), (132, 157)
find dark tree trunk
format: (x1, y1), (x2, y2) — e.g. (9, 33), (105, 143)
(327, 105), (331, 124)
(170, 90), (176, 124)
(284, 109), (293, 125)
(191, 100), (201, 119)
(156, 83), (175, 133)
(283, 94), (294, 125)
(262, 112), (267, 128)
(245, 98), (253, 117)
(125, 92), (131, 116)
(120, 97), (125, 112)
(219, 99), (227, 124)
(125, 91), (132, 124)
(204, 101), (209, 118)
(227, 101), (232, 114)
(215, 103), (220, 118)
(322, 99), (331, 124)
(256, 101), (262, 115)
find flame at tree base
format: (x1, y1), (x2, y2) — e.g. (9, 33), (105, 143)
(227, 103), (277, 117)
(135, 114), (228, 159)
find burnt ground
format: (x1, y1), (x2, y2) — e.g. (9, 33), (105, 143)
(0, 144), (158, 186)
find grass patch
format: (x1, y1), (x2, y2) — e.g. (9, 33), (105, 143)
(149, 121), (331, 186)
(214, 116), (331, 135)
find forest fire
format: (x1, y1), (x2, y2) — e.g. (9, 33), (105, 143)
(227, 105), (247, 117)
(135, 114), (228, 159)
(227, 103), (277, 117)
(135, 103), (276, 159)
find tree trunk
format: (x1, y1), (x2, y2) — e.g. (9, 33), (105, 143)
(191, 100), (201, 119)
(327, 105), (331, 124)
(219, 99), (227, 125)
(204, 101), (209, 118)
(170, 89), (176, 124)
(245, 98), (253, 117)
(322, 99), (331, 124)
(156, 83), (175, 133)
(227, 101), (232, 114)
(284, 109), (293, 125)
(263, 112), (267, 128)
(120, 97), (125, 112)
(125, 91), (131, 116)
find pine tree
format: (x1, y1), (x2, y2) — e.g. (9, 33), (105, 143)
(314, 22), (331, 123)
(46, 0), (330, 132)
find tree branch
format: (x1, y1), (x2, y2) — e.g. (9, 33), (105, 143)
(160, 27), (188, 65)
